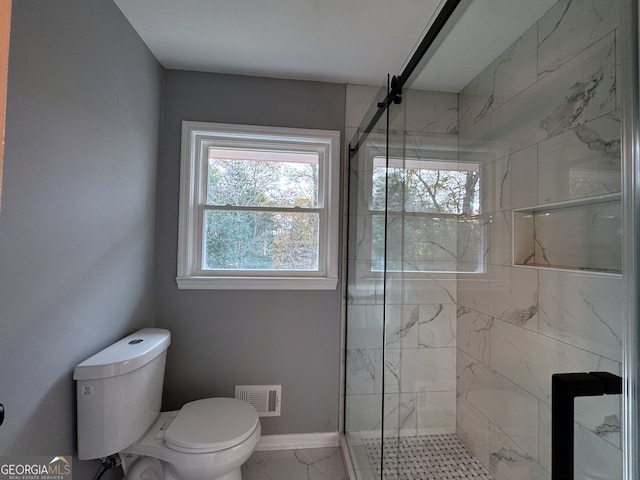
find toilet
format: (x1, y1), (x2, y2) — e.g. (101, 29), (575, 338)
(73, 328), (260, 480)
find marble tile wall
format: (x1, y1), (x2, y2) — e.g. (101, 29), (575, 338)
(344, 84), (460, 448)
(456, 2), (623, 480)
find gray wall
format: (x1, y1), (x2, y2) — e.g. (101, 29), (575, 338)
(0, 0), (161, 473)
(156, 70), (345, 435)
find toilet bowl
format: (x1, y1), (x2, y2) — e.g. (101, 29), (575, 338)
(122, 399), (261, 480)
(74, 328), (260, 480)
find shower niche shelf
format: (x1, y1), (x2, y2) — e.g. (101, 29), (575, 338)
(512, 193), (622, 275)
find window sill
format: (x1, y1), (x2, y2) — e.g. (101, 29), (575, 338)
(176, 276), (339, 290)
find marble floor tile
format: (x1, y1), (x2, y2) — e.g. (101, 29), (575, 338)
(242, 447), (348, 480)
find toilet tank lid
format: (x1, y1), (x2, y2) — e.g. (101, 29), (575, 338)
(73, 328), (171, 380)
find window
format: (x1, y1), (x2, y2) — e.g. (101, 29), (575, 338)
(177, 121), (340, 290)
(369, 154), (482, 273)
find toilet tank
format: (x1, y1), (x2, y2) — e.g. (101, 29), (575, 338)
(73, 328), (171, 460)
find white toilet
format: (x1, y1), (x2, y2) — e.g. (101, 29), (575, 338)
(74, 328), (260, 480)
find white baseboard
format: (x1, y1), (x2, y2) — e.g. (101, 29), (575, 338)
(255, 432), (340, 451)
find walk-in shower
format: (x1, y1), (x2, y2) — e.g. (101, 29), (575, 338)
(343, 0), (639, 479)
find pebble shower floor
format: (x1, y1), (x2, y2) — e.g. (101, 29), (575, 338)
(363, 434), (494, 480)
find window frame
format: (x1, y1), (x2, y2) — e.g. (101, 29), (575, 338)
(177, 121), (340, 290)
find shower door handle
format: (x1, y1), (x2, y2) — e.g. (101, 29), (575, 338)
(551, 371), (622, 479)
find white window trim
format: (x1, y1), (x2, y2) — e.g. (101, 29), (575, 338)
(176, 121), (340, 290)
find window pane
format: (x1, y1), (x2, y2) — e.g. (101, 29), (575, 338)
(203, 210), (319, 271)
(371, 157), (480, 214)
(208, 148), (319, 208)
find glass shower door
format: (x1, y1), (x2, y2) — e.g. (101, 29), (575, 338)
(345, 0), (639, 478)
(345, 84), (390, 480)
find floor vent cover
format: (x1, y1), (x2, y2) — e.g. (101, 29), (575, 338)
(235, 385), (281, 417)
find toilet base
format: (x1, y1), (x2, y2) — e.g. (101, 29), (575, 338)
(216, 468), (241, 480)
(123, 455), (243, 480)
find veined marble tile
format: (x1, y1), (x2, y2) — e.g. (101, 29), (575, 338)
(513, 212), (535, 266)
(488, 424), (550, 480)
(458, 134), (511, 168)
(346, 259), (382, 305)
(457, 306), (493, 364)
(460, 32), (616, 157)
(459, 24), (537, 133)
(345, 393), (382, 433)
(457, 393), (491, 469)
(388, 89), (458, 135)
(402, 259), (461, 273)
(531, 201), (621, 271)
(538, 401), (552, 474)
(377, 348), (456, 394)
(407, 348), (457, 393)
(457, 350), (539, 459)
(346, 349), (376, 395)
(539, 31), (616, 138)
(574, 422), (623, 480)
(385, 304), (419, 349)
(417, 303), (456, 348)
(457, 264), (538, 331)
(537, 401), (622, 478)
(575, 394), (621, 449)
(538, 269), (623, 361)
(402, 259), (460, 273)
(478, 211), (512, 267)
(346, 304), (383, 350)
(376, 348), (400, 394)
(539, 395), (622, 474)
(537, 0), (620, 78)
(385, 274), (457, 305)
(344, 393), (420, 439)
(403, 130), (459, 161)
(242, 448), (347, 480)
(416, 390), (456, 435)
(382, 392), (419, 437)
(480, 144), (538, 214)
(489, 318), (620, 403)
(538, 111), (621, 204)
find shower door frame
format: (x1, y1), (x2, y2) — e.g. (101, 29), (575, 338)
(621, 0), (640, 478)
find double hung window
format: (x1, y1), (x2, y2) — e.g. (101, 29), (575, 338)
(177, 122), (340, 289)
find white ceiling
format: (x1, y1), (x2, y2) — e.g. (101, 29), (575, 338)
(113, 0), (558, 93)
(113, 0), (445, 87)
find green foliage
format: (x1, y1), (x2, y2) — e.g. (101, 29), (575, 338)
(204, 155), (319, 270)
(372, 165), (479, 214)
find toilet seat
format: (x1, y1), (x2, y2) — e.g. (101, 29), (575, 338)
(164, 398), (259, 453)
